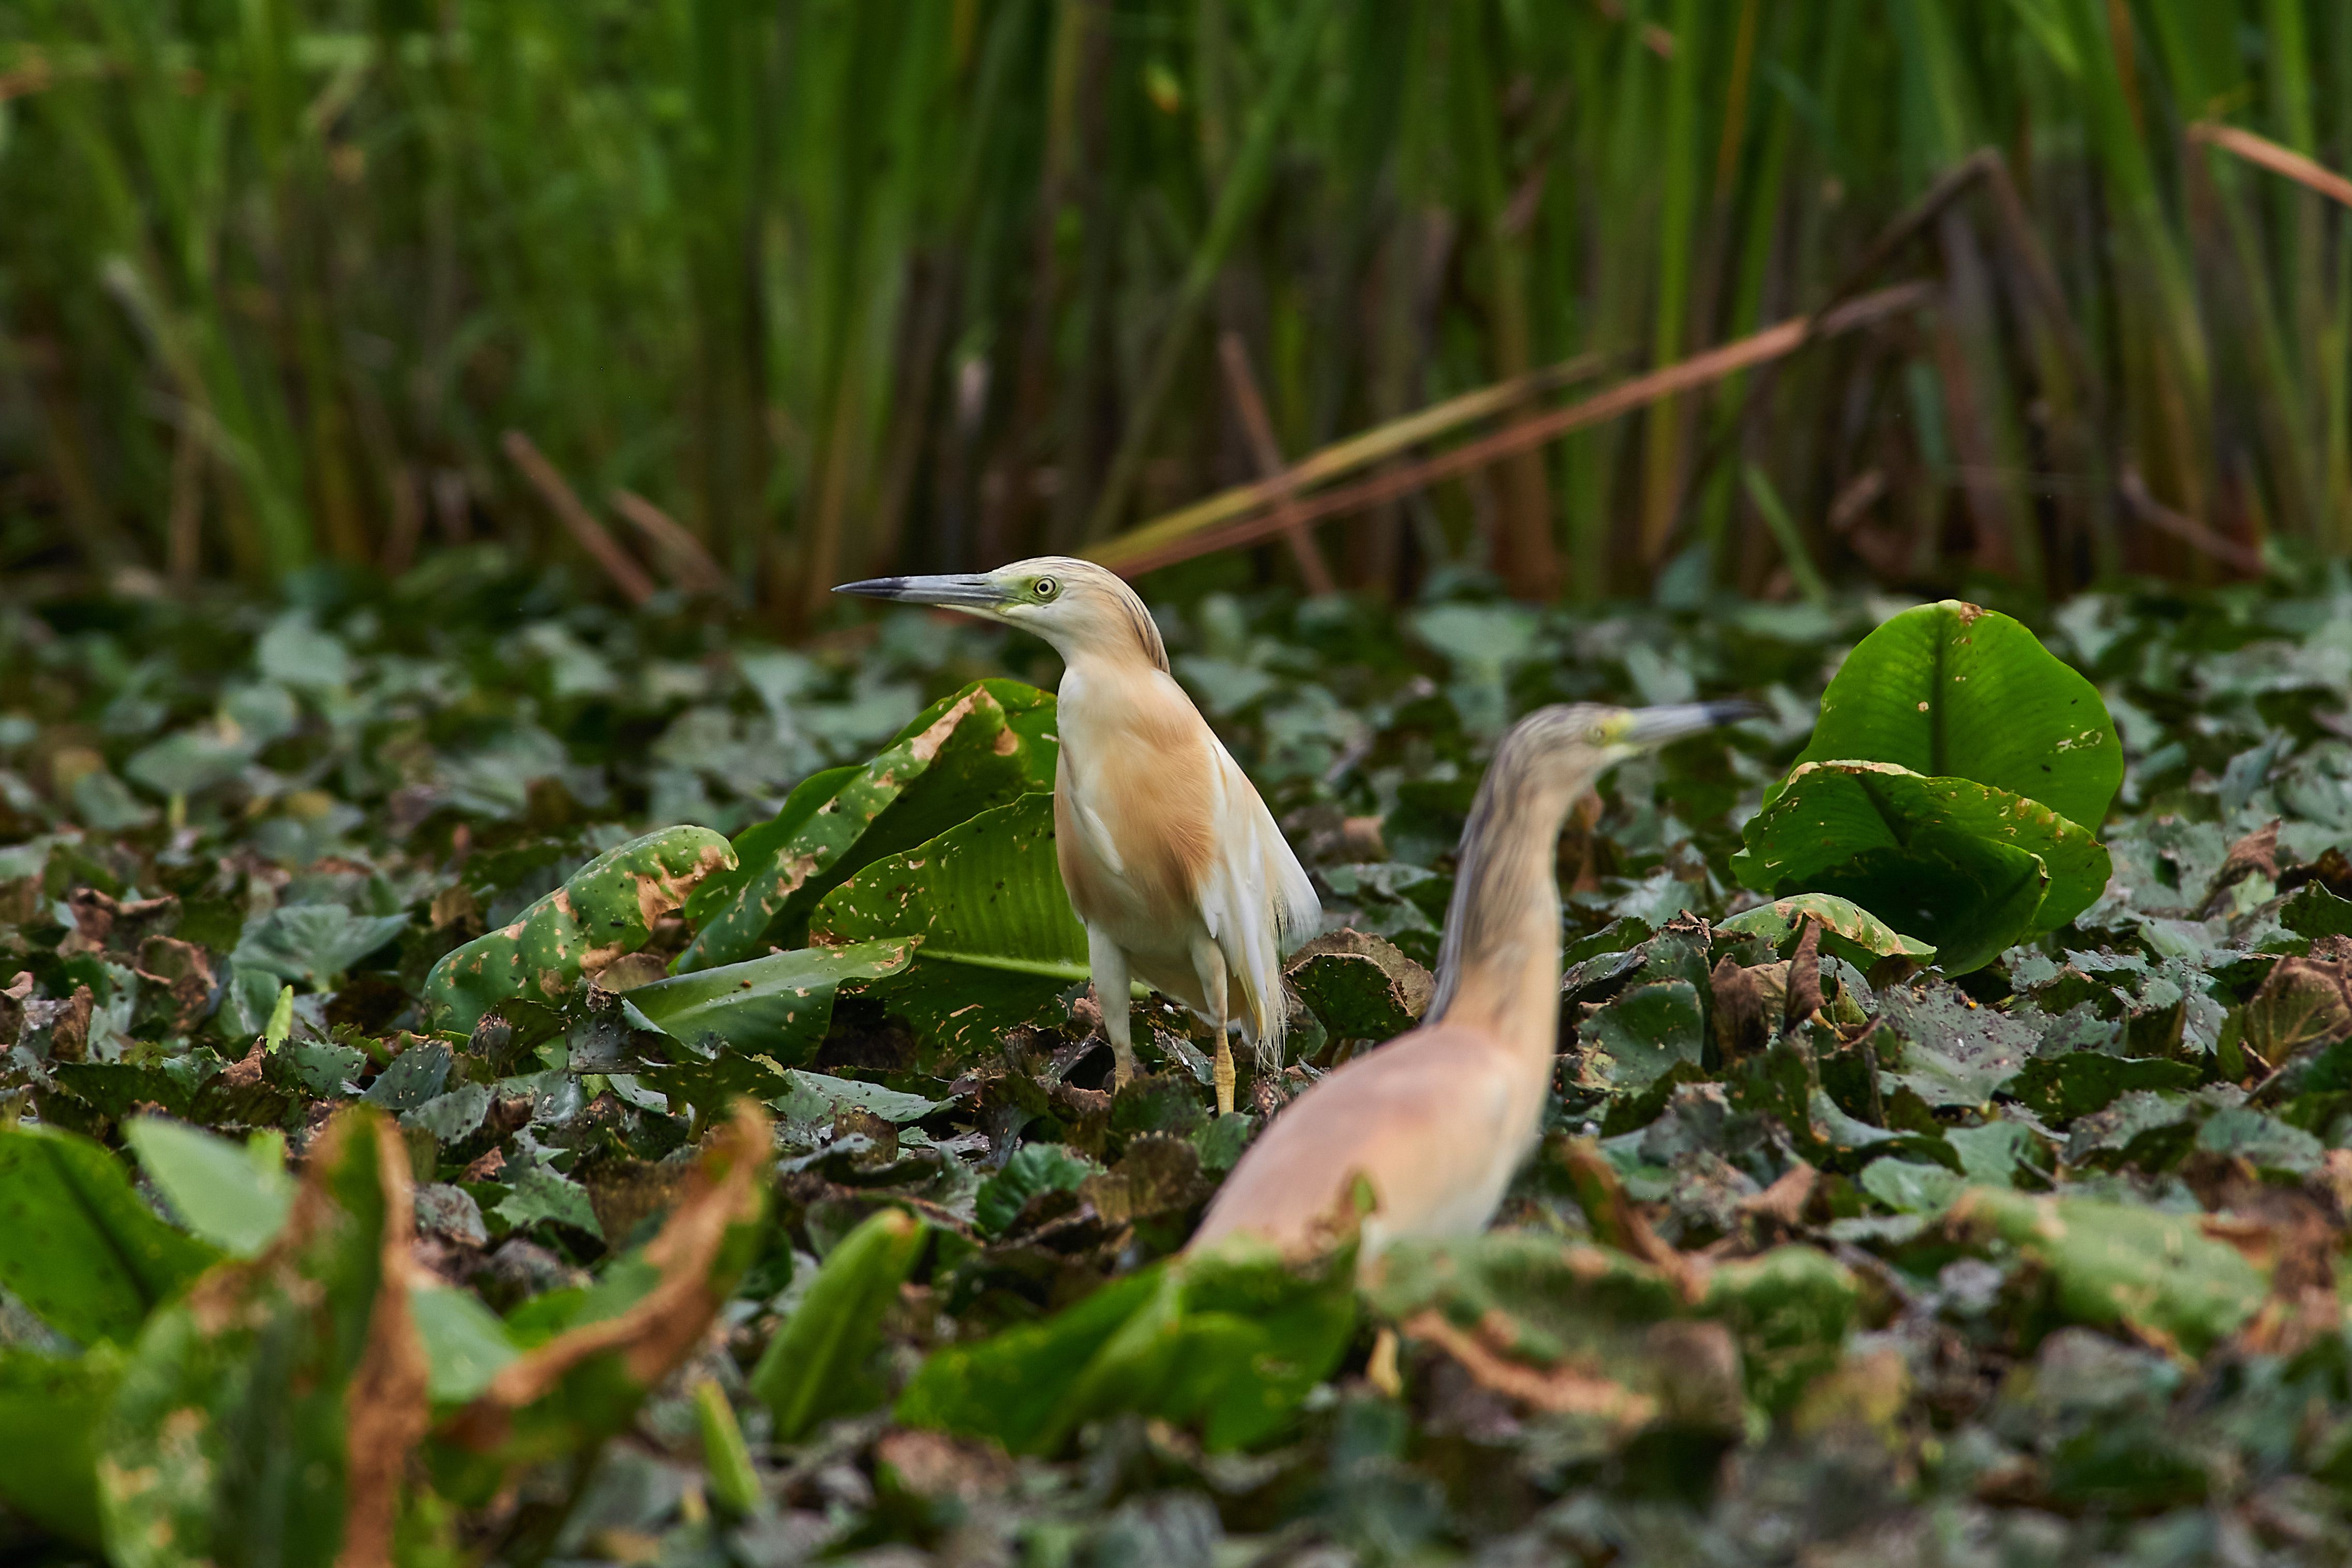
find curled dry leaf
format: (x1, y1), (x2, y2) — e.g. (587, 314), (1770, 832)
(445, 1102), (771, 1451)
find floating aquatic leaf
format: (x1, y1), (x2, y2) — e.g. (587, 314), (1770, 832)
(680, 681), (1058, 971)
(1734, 762), (2109, 973)
(1784, 599), (2122, 831)
(813, 793), (1090, 1058)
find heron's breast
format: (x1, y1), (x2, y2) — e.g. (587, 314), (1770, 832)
(1055, 708), (1218, 933)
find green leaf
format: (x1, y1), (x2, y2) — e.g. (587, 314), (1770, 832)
(694, 1379), (761, 1517)
(424, 825), (737, 1031)
(0, 1126), (218, 1345)
(98, 1112), (408, 1568)
(1285, 930), (1434, 1041)
(1874, 982), (2039, 1108)
(679, 680), (1059, 972)
(0, 1346), (119, 1546)
(1787, 599), (2122, 831)
(1715, 893), (1936, 966)
(124, 1118), (294, 1258)
(1944, 1187), (2266, 1356)
(752, 1207), (928, 1442)
(626, 937), (916, 1056)
(2280, 882), (2352, 941)
(50, 1053), (295, 1131)
(2006, 1052), (2201, 1121)
(1574, 979), (1705, 1092)
(897, 1240), (1357, 1455)
(1364, 1231), (1741, 1437)
(493, 1166), (603, 1240)
(1859, 1157), (1967, 1215)
(769, 1069), (947, 1127)
(231, 904), (411, 987)
(412, 1286), (518, 1406)
(1698, 1246), (1860, 1415)
(1733, 762), (2111, 973)
(975, 1143), (1102, 1235)
(811, 792), (1091, 1058)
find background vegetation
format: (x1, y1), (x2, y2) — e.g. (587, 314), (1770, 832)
(7, 1), (2352, 617)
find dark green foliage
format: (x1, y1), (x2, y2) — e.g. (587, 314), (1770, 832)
(2, 575), (2352, 1562)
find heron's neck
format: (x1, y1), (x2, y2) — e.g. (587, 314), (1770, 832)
(1428, 778), (1577, 1062)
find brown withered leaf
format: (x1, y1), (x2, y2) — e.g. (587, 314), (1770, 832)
(1784, 918), (1824, 1034)
(2243, 942), (2352, 1064)
(58, 888), (178, 956)
(338, 1116), (430, 1568)
(446, 1103), (771, 1450)
(1710, 957), (1767, 1063)
(134, 935), (215, 1034)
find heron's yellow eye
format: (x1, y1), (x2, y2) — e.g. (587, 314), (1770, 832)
(1033, 577), (1059, 600)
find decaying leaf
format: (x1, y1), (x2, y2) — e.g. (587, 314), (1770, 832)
(1284, 928), (1434, 1041)
(443, 1102), (771, 1454)
(423, 825), (737, 1031)
(95, 1109), (426, 1568)
(1940, 1187), (2268, 1357)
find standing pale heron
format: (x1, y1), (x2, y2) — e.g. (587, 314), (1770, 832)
(835, 557), (1319, 1114)
(1188, 700), (1755, 1259)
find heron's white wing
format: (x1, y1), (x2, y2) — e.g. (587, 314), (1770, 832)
(1193, 733), (1320, 1055)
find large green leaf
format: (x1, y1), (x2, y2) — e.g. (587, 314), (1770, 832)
(678, 680), (1059, 972)
(423, 824), (736, 1031)
(625, 942), (917, 1118)
(0, 1347), (119, 1546)
(1786, 599), (2122, 830)
(1365, 1232), (1745, 1438)
(896, 1239), (1356, 1455)
(97, 1111), (413, 1568)
(811, 792), (1090, 1057)
(1732, 762), (2110, 973)
(0, 1126), (218, 1346)
(1942, 1188), (2265, 1357)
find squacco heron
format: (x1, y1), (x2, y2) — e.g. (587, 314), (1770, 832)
(835, 557), (1319, 1113)
(1188, 700), (1755, 1259)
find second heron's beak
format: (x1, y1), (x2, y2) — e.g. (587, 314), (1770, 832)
(832, 573), (1005, 612)
(1614, 699), (1767, 749)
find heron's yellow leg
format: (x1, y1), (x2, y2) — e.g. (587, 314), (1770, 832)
(1086, 925), (1137, 1088)
(1191, 937), (1235, 1115)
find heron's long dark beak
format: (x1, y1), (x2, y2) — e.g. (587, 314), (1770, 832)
(1621, 699), (1766, 748)
(832, 573), (1002, 609)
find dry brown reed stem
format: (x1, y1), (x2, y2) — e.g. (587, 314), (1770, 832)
(1100, 352), (1606, 569)
(501, 430), (656, 606)
(612, 489), (731, 597)
(2117, 466), (2267, 576)
(1093, 282), (1934, 579)
(1216, 331), (1337, 596)
(2190, 122), (2352, 212)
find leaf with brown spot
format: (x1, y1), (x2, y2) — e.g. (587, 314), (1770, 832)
(95, 1109), (420, 1568)
(422, 824), (737, 1031)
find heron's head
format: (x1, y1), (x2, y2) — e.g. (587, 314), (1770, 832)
(1495, 700), (1763, 804)
(833, 556), (1165, 669)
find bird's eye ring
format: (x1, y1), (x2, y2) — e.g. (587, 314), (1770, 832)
(1033, 577), (1059, 600)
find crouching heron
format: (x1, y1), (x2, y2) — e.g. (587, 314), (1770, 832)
(1188, 700), (1756, 1259)
(835, 557), (1319, 1114)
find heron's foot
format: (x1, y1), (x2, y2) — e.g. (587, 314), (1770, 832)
(1110, 1044), (1137, 1091)
(1212, 1038), (1236, 1117)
